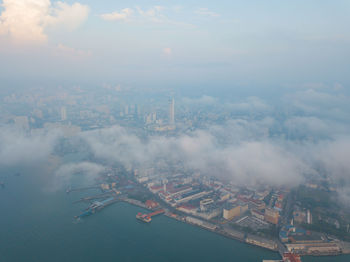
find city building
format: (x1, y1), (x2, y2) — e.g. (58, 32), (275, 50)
(169, 97), (175, 125)
(265, 207), (279, 224)
(61, 106), (67, 121)
(145, 200), (159, 209)
(14, 116), (29, 129)
(223, 204), (241, 220)
(251, 209), (265, 221)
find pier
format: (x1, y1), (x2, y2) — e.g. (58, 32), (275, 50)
(73, 192), (114, 203)
(74, 197), (118, 219)
(136, 209), (165, 223)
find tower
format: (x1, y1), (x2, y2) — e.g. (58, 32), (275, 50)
(169, 97), (175, 126)
(61, 106), (67, 121)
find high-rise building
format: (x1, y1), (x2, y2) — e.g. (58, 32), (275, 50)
(169, 97), (175, 125)
(124, 105), (129, 115)
(307, 209), (312, 224)
(61, 106), (67, 121)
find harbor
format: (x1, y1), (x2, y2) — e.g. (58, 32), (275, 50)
(1, 168), (347, 262)
(67, 184), (349, 261)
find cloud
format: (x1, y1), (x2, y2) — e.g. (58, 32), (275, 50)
(284, 89), (350, 121)
(182, 95), (218, 105)
(45, 1), (89, 30)
(100, 6), (167, 24)
(1, 87), (349, 195)
(225, 96), (272, 113)
(52, 161), (105, 190)
(136, 5), (165, 23)
(284, 82), (345, 91)
(162, 47), (172, 56)
(0, 0), (89, 45)
(194, 8), (220, 17)
(315, 138), (350, 182)
(100, 6), (194, 27)
(0, 126), (61, 167)
(284, 116), (350, 140)
(80, 123), (310, 187)
(54, 43), (92, 59)
(100, 8), (133, 21)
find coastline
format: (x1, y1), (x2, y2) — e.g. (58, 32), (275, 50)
(119, 197), (350, 259)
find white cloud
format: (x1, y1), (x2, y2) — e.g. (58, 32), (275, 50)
(162, 47), (172, 56)
(136, 5), (168, 23)
(46, 1), (89, 30)
(54, 43), (92, 58)
(194, 8), (220, 17)
(81, 124), (309, 187)
(100, 6), (194, 27)
(52, 162), (105, 190)
(284, 89), (350, 121)
(226, 96), (272, 113)
(182, 95), (218, 105)
(100, 8), (133, 21)
(0, 0), (89, 45)
(0, 126), (60, 166)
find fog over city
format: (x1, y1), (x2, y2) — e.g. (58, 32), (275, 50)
(1, 1), (350, 261)
(1, 85), (350, 202)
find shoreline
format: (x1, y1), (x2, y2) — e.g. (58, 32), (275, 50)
(118, 197), (350, 259)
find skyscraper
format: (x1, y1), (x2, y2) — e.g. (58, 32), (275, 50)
(61, 106), (67, 121)
(169, 97), (175, 126)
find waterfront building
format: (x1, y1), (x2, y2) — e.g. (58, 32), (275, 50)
(185, 216), (217, 230)
(246, 234), (278, 250)
(200, 198), (214, 211)
(251, 209), (265, 221)
(265, 207), (279, 224)
(223, 204), (241, 220)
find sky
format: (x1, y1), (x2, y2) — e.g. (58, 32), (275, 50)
(0, 0), (350, 90)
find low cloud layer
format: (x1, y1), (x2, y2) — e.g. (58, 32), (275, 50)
(81, 123), (310, 187)
(1, 86), (349, 197)
(52, 161), (105, 191)
(0, 127), (60, 166)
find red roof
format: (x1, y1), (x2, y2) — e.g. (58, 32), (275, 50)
(275, 202), (282, 208)
(283, 253), (301, 262)
(145, 200), (159, 208)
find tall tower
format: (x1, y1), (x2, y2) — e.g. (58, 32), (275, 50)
(169, 97), (175, 126)
(61, 106), (67, 121)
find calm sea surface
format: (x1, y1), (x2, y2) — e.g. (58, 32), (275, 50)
(0, 166), (349, 262)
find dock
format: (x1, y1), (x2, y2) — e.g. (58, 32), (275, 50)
(74, 197), (118, 219)
(73, 192), (114, 203)
(136, 209), (165, 223)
